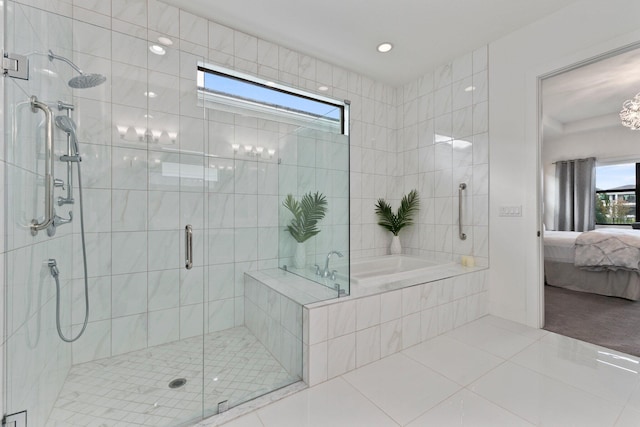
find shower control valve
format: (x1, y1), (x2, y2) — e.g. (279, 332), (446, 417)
(46, 210), (72, 237)
(58, 195), (74, 206)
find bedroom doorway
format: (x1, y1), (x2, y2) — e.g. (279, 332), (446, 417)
(540, 44), (640, 357)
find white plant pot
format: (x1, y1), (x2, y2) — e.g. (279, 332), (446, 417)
(294, 242), (306, 269)
(390, 235), (402, 255)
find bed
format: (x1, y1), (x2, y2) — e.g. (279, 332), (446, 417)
(544, 228), (640, 300)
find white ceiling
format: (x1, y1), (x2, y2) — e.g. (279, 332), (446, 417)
(542, 46), (640, 138)
(164, 0), (578, 86)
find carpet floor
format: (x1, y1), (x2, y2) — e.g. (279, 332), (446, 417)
(544, 285), (640, 357)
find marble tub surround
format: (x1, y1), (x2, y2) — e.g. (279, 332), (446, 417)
(349, 256), (485, 297)
(303, 270), (489, 385)
(244, 263), (488, 387)
(243, 270), (340, 379)
(244, 274), (306, 379)
(246, 270), (339, 306)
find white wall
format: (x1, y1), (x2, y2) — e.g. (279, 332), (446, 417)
(542, 125), (640, 229)
(489, 0), (640, 326)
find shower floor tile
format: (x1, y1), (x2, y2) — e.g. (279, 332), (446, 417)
(45, 327), (299, 427)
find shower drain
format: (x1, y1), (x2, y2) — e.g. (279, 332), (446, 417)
(168, 378), (187, 389)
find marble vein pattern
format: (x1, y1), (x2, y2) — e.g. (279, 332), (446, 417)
(45, 327), (299, 426)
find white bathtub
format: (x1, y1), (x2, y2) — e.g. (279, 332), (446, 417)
(350, 255), (458, 293)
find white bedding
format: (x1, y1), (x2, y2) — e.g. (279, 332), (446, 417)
(544, 228), (640, 300)
(543, 231), (582, 263)
(575, 228), (640, 271)
(544, 228), (640, 265)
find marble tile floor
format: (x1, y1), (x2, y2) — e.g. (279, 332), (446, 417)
(46, 326), (299, 426)
(217, 315), (640, 427)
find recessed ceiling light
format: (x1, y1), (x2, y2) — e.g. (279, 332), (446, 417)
(318, 85), (329, 92)
(265, 81), (276, 87)
(464, 86), (476, 92)
(149, 45), (166, 55)
(144, 91), (157, 98)
(377, 42), (393, 53)
(157, 36), (173, 46)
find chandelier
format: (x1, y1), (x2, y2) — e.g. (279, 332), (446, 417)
(620, 93), (640, 130)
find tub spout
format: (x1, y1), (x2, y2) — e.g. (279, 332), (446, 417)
(322, 250), (343, 278)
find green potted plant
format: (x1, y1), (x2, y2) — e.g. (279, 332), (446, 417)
(374, 189), (419, 254)
(283, 191), (328, 268)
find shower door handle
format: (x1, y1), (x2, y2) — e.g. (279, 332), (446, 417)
(29, 96), (55, 236)
(458, 183), (467, 240)
(185, 225), (193, 270)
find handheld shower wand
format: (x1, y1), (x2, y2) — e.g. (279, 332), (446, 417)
(46, 114), (80, 237)
(47, 111), (91, 343)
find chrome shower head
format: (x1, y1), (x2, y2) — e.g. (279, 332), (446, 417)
(48, 50), (106, 89)
(69, 73), (107, 89)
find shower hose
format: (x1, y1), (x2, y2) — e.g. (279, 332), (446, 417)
(49, 157), (89, 343)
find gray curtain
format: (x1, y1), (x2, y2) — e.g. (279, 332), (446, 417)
(555, 157), (596, 231)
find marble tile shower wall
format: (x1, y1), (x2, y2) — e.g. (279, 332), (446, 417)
(24, 0), (398, 367)
(396, 49), (489, 266)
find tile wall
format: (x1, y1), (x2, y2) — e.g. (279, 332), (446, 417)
(396, 49), (489, 266)
(244, 275), (303, 378)
(303, 271), (490, 386)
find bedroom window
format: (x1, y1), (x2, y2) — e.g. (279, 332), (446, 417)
(595, 162), (639, 225)
(196, 62), (348, 135)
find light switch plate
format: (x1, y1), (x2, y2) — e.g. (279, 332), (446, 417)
(499, 206), (522, 217)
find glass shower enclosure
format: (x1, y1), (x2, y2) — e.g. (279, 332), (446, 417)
(278, 125), (350, 296)
(1, 1), (349, 426)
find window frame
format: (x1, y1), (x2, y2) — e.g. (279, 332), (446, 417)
(196, 62), (349, 136)
(595, 161), (639, 225)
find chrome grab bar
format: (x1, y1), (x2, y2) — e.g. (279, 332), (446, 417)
(458, 183), (467, 240)
(185, 225), (193, 270)
(30, 96), (55, 236)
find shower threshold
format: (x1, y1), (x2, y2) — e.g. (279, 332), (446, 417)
(45, 326), (299, 426)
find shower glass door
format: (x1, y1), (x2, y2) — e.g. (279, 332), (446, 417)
(4, 1), (312, 424)
(3, 1), (208, 425)
(4, 3), (78, 426)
